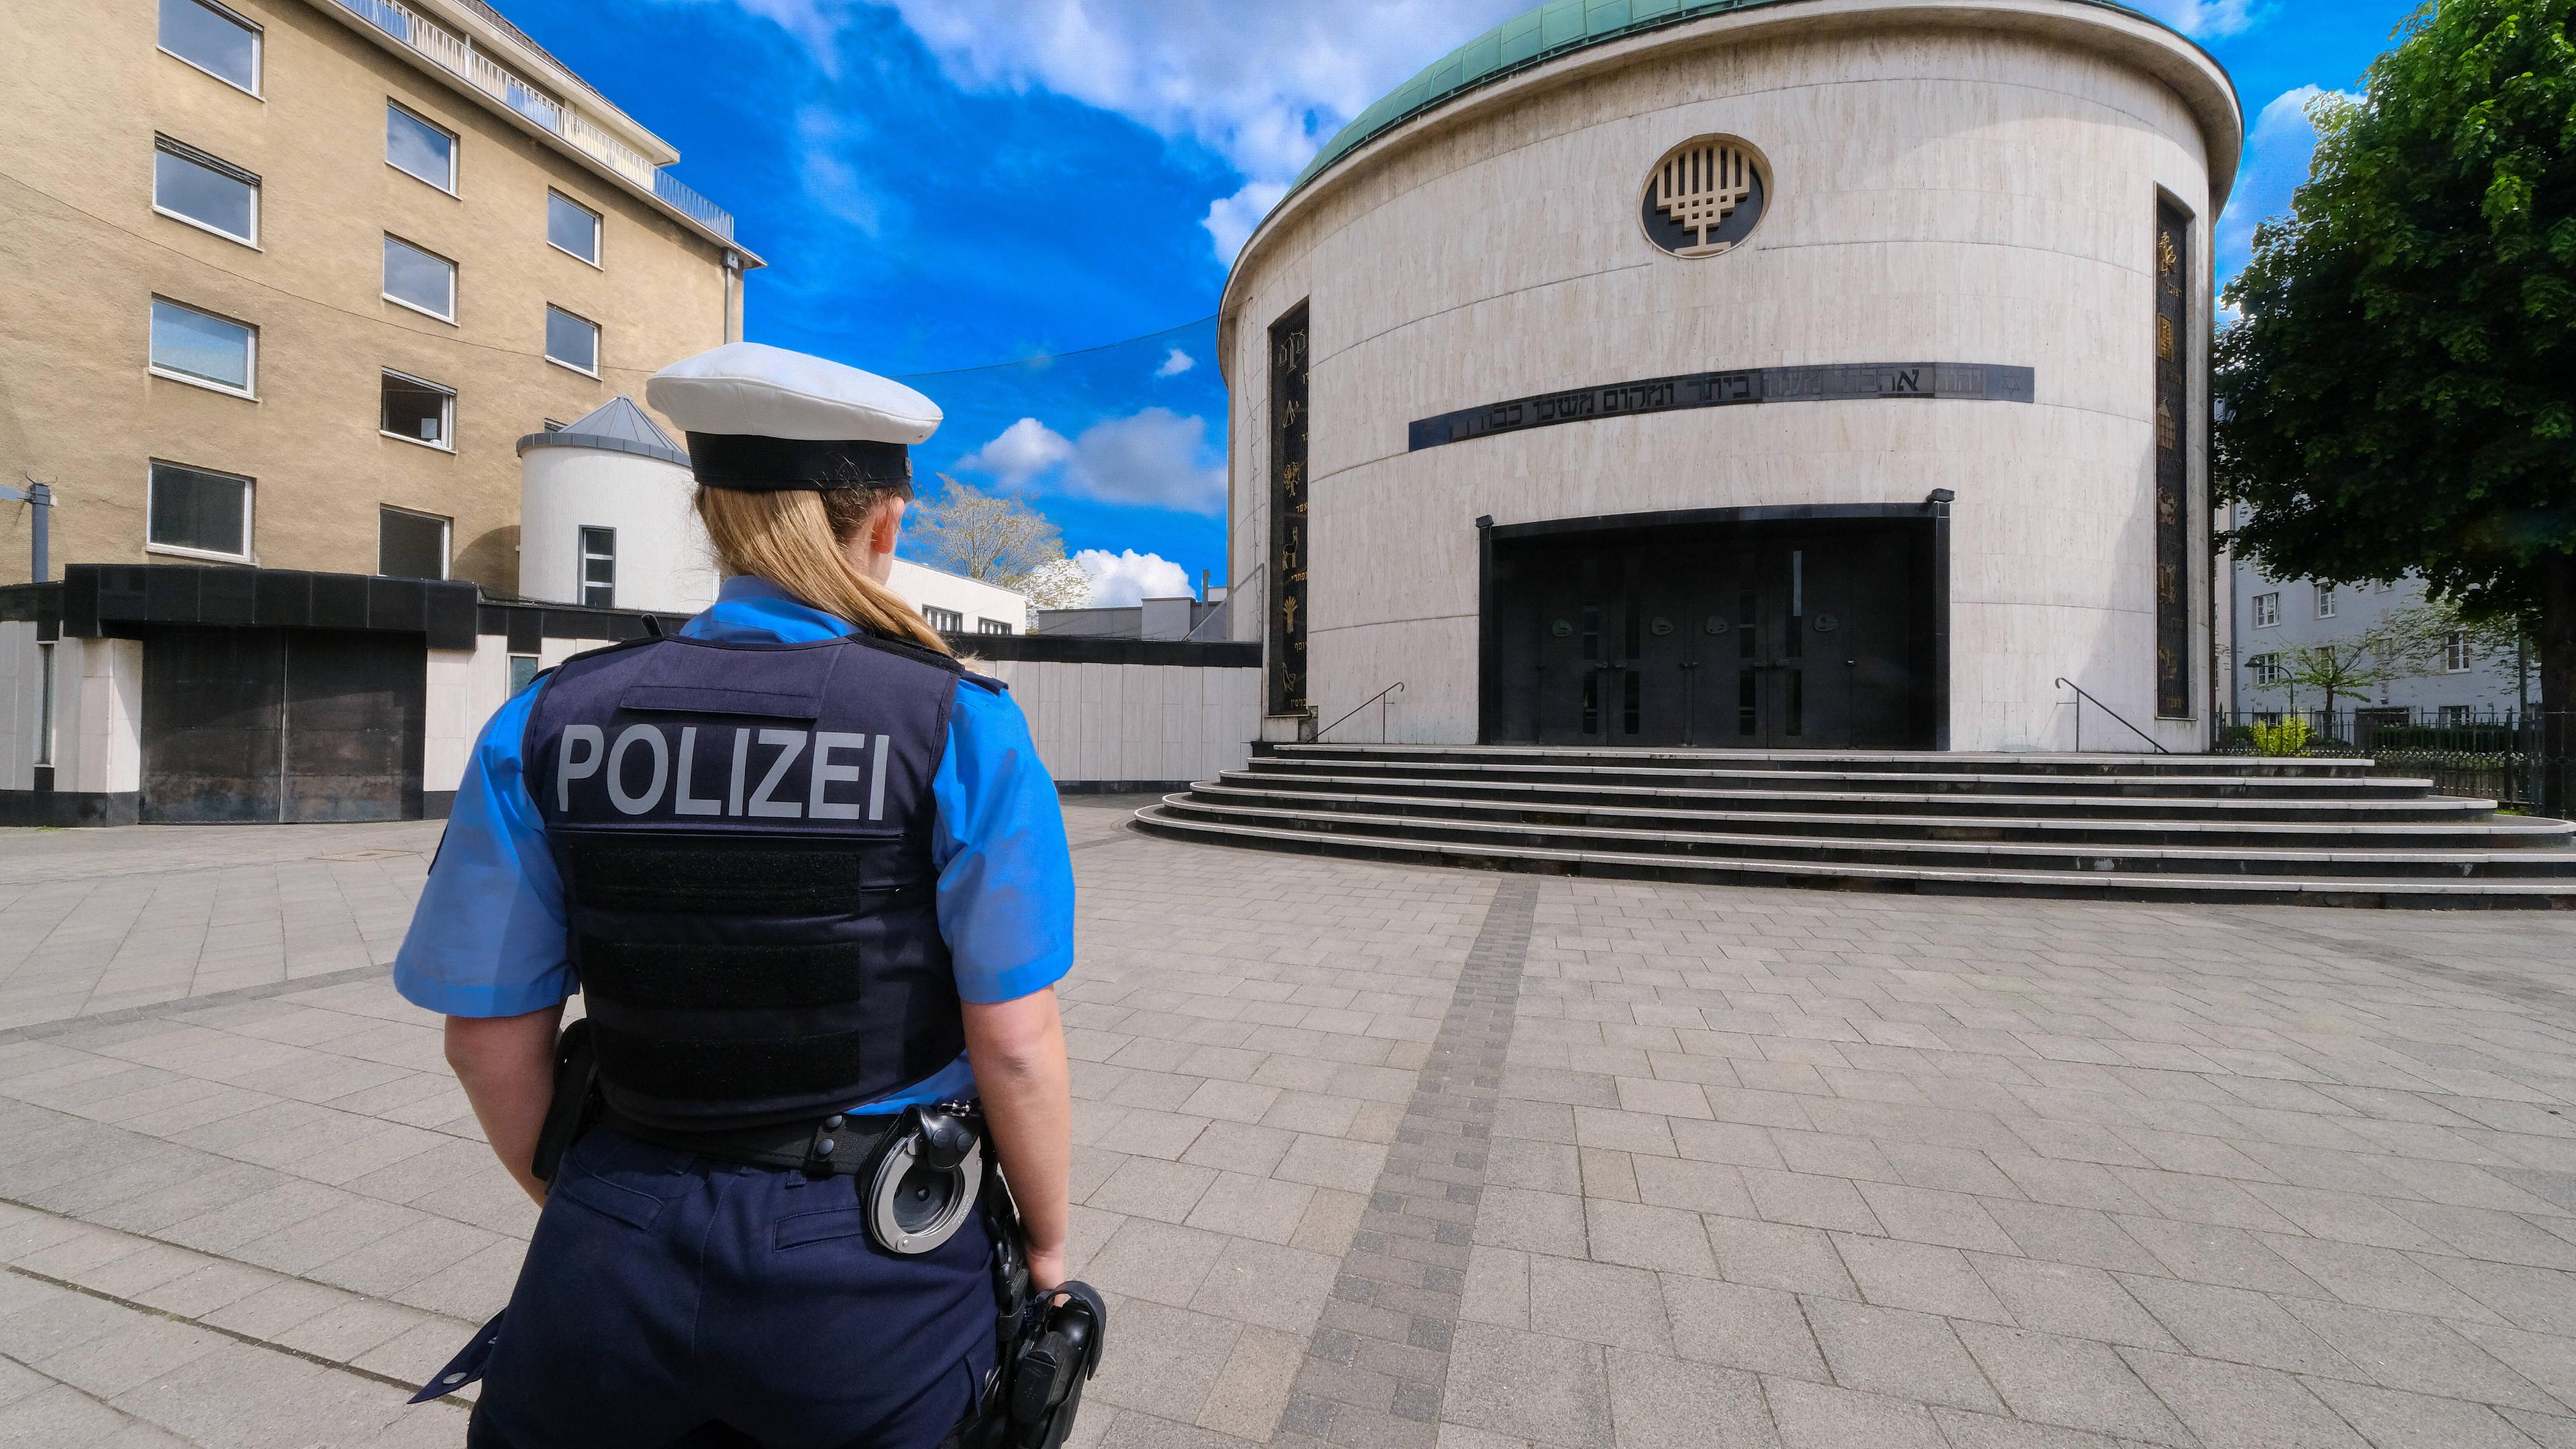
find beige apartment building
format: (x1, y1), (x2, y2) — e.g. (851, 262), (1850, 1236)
(0, 0), (760, 592)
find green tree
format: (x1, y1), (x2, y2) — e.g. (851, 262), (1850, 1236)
(2243, 604), (2450, 716)
(2214, 0), (2576, 791)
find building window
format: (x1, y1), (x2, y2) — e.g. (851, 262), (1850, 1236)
(2445, 631), (2473, 673)
(2247, 653), (2284, 686)
(2439, 705), (2475, 727)
(384, 235), (456, 321)
(545, 306), (598, 374)
(158, 0), (259, 94)
(541, 418), (567, 432)
(152, 137), (258, 245)
(547, 192), (600, 265)
(2251, 592), (2279, 628)
(386, 104), (457, 193)
(923, 606), (963, 633)
(380, 370), (454, 449)
(378, 506), (449, 580)
(148, 297), (255, 395)
(34, 642), (55, 768)
(975, 618), (1013, 635)
(509, 654), (541, 694)
(2314, 583), (2337, 619)
(147, 460), (252, 559)
(579, 526), (615, 607)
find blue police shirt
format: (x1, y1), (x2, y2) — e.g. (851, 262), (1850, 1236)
(392, 576), (1075, 1114)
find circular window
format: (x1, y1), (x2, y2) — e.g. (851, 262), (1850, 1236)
(1640, 136), (1770, 258)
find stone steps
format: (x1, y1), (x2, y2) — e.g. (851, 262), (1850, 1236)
(1131, 745), (2576, 908)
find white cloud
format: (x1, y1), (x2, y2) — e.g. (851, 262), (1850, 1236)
(959, 408), (1226, 513)
(1063, 408), (1224, 512)
(1155, 347), (1196, 378)
(957, 417), (1074, 487)
(2218, 85), (2361, 288)
(1076, 548), (1192, 606)
(869, 0), (1527, 260)
(2123, 0), (2265, 38)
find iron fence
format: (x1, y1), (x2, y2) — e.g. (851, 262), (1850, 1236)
(2211, 707), (2576, 814)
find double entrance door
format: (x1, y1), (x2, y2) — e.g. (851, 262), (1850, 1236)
(1489, 519), (1927, 749)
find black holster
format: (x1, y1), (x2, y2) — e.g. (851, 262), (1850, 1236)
(950, 1169), (1107, 1449)
(531, 1018), (602, 1183)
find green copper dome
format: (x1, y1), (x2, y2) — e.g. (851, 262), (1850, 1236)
(1287, 0), (2209, 195)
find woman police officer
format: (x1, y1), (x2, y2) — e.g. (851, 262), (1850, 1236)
(391, 343), (1075, 1448)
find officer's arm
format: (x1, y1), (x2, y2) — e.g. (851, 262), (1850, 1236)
(965, 989), (1071, 1290)
(447, 1005), (567, 1206)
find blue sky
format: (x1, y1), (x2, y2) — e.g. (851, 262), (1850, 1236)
(500, 0), (2426, 603)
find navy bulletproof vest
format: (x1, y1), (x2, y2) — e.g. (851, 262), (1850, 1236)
(526, 630), (970, 1131)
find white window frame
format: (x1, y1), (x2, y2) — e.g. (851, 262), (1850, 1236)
(578, 526), (616, 608)
(2314, 583), (2337, 619)
(975, 618), (1013, 635)
(385, 102), (459, 195)
(922, 605), (963, 633)
(378, 369), (456, 452)
(2445, 631), (2473, 674)
(144, 459), (255, 564)
(152, 136), (260, 248)
(2251, 592), (2279, 628)
(382, 234), (458, 323)
(544, 305), (600, 376)
(2438, 704), (2475, 727)
(147, 296), (257, 399)
(376, 504), (452, 580)
(547, 191), (602, 268)
(158, 0), (262, 97)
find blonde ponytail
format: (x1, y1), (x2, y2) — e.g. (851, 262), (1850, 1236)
(694, 486), (952, 655)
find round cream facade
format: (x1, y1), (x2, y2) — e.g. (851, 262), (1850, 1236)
(1220, 0), (2241, 752)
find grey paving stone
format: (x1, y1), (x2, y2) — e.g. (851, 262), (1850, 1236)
(1603, 1352), (1777, 1449)
(2116, 1348), (2373, 1449)
(1442, 1323), (1609, 1449)
(1660, 1276), (1828, 1381)
(1951, 1321), (2192, 1445)
(2274, 1297), (2563, 1410)
(1760, 1377), (1946, 1449)
(2115, 1275), (2360, 1377)
(1801, 1295), (2004, 1412)
(1524, 1254), (1669, 1353)
(2301, 1375), (2553, 1449)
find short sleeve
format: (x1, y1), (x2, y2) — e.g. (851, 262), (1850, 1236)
(931, 679), (1075, 1004)
(392, 684), (576, 1018)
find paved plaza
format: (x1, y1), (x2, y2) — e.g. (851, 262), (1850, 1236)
(2, 803), (2576, 1448)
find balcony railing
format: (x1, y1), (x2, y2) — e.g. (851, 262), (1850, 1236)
(329, 0), (736, 241)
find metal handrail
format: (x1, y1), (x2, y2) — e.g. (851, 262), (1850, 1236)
(2054, 678), (2171, 754)
(1320, 682), (1405, 743)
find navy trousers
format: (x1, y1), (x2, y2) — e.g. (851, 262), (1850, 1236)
(467, 1128), (996, 1449)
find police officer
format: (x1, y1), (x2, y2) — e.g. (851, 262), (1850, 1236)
(393, 342), (1075, 1448)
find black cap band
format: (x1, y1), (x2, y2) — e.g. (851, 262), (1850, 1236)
(686, 433), (914, 493)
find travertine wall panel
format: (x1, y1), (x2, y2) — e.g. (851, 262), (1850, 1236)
(1224, 3), (2231, 751)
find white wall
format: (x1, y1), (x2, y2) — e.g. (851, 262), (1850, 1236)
(425, 633), (520, 794)
(976, 659), (1260, 786)
(890, 559), (1031, 635)
(1224, 5), (2229, 753)
(50, 637), (142, 795)
(521, 447), (720, 614)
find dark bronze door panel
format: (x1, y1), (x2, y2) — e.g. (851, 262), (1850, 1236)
(1489, 517), (1930, 749)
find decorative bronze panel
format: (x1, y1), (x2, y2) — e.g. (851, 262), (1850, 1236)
(1269, 303), (1311, 716)
(1409, 362), (2034, 451)
(2153, 199), (2191, 718)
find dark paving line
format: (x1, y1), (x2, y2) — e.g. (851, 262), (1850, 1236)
(1270, 876), (1540, 1449)
(0, 962), (393, 1046)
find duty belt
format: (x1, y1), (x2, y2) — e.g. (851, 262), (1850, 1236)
(597, 1102), (895, 1176)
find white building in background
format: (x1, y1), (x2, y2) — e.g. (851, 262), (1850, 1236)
(515, 396), (1028, 633)
(2225, 515), (2529, 723)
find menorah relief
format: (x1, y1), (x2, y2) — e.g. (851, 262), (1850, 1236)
(1642, 136), (1767, 258)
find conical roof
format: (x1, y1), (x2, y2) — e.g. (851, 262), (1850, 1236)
(516, 394), (690, 467)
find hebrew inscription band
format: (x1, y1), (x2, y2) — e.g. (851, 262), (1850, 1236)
(1407, 362), (2037, 451)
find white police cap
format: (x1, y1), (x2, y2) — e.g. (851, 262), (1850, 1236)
(646, 342), (941, 492)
